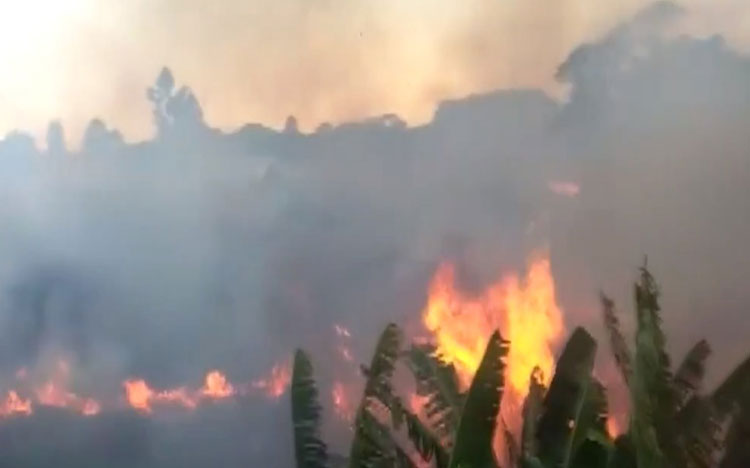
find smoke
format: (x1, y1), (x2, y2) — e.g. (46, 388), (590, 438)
(1, 1), (749, 465)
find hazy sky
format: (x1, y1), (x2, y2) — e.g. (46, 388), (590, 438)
(1, 0), (749, 142)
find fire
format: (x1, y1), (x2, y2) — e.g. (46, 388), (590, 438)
(409, 392), (430, 418)
(2, 359), (291, 419)
(251, 363), (292, 399)
(331, 381), (353, 422)
(0, 391), (33, 417)
(607, 416), (621, 438)
(123, 379), (155, 413)
(124, 371), (236, 414)
(422, 254), (565, 442)
(423, 255), (563, 393)
(33, 360), (101, 416)
(201, 370), (235, 399)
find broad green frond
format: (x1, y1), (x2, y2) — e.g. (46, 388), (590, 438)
(387, 394), (450, 468)
(536, 327), (597, 468)
(600, 293), (633, 385)
(349, 324), (404, 468)
(349, 408), (418, 468)
(449, 330), (508, 468)
(521, 367), (545, 463)
(291, 349), (329, 468)
(571, 378), (610, 459)
(674, 340), (711, 409)
(675, 396), (723, 468)
(712, 353), (750, 419)
(630, 265), (675, 468)
(406, 343), (465, 443)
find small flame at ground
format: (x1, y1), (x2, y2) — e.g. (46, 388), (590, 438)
(201, 371), (235, 399)
(0, 391), (33, 417)
(2, 359), (291, 420)
(251, 363), (292, 399)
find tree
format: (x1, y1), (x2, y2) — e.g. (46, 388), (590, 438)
(146, 67), (205, 140)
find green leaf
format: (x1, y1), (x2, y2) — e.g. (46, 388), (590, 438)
(674, 339), (711, 409)
(350, 408), (419, 468)
(570, 378), (610, 459)
(675, 396), (723, 468)
(389, 395), (451, 468)
(536, 327), (598, 468)
(449, 330), (509, 468)
(521, 367), (545, 462)
(405, 343), (465, 443)
(712, 352), (750, 419)
(600, 293), (633, 385)
(720, 403), (750, 468)
(570, 438), (610, 468)
(629, 265), (673, 468)
(349, 324), (405, 468)
(291, 349), (329, 468)
(608, 435), (637, 468)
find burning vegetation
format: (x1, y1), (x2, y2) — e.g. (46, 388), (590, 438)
(1, 360), (291, 419)
(289, 261), (750, 468)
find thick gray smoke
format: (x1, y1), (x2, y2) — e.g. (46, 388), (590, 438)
(0, 2), (749, 465)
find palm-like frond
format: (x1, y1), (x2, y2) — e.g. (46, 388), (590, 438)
(449, 330), (509, 468)
(629, 265), (675, 468)
(536, 327), (598, 468)
(674, 340), (711, 409)
(712, 353), (750, 419)
(388, 394), (451, 468)
(570, 378), (610, 459)
(521, 367), (545, 464)
(405, 343), (465, 443)
(500, 417), (519, 467)
(349, 323), (404, 468)
(291, 349), (329, 468)
(675, 396), (723, 468)
(601, 292), (633, 385)
(720, 403), (750, 468)
(712, 353), (750, 468)
(350, 408), (419, 468)
(608, 435), (638, 468)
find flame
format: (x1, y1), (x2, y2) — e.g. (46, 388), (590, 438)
(0, 391), (33, 417)
(409, 392), (429, 418)
(423, 255), (563, 392)
(201, 370), (235, 399)
(123, 379), (155, 413)
(331, 381), (353, 422)
(251, 363), (292, 399)
(3, 359), (290, 419)
(422, 254), (565, 451)
(123, 379), (199, 413)
(607, 416), (621, 438)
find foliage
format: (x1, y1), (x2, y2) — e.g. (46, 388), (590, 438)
(291, 349), (329, 468)
(289, 261), (750, 468)
(405, 343), (465, 444)
(449, 330), (509, 468)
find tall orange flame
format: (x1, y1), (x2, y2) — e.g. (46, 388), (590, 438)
(422, 254), (565, 448)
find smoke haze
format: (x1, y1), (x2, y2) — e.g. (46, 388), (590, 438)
(0, 1), (749, 465)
